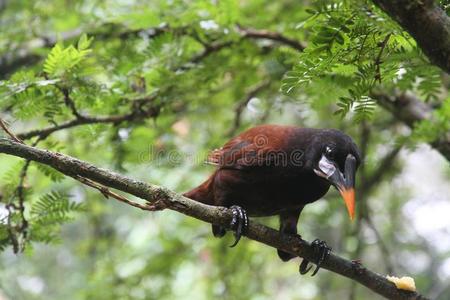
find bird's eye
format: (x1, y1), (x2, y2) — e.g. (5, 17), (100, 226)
(325, 146), (335, 159)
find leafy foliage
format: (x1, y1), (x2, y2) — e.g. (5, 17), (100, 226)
(43, 34), (94, 78)
(281, 1), (442, 121)
(29, 191), (85, 243)
(36, 164), (65, 182)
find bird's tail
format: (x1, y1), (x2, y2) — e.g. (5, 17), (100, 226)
(183, 173), (215, 205)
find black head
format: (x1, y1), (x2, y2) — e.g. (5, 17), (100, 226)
(307, 129), (361, 220)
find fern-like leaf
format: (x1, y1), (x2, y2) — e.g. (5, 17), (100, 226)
(36, 164), (65, 182)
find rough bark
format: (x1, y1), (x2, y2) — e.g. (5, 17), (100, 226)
(372, 0), (450, 73)
(0, 138), (429, 300)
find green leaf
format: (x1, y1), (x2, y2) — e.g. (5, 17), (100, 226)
(43, 38), (94, 78)
(29, 191), (85, 244)
(77, 34), (93, 51)
(36, 163), (65, 182)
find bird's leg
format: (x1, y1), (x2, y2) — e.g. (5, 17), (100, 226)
(299, 239), (332, 276)
(229, 205), (249, 248)
(277, 208), (302, 261)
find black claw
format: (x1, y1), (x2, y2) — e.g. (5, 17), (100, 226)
(311, 263), (321, 277)
(229, 236), (240, 248)
(299, 239), (332, 276)
(229, 205), (248, 248)
(299, 259), (313, 275)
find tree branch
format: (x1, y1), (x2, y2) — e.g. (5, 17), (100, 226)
(13, 33), (269, 141)
(0, 118), (24, 143)
(237, 26), (306, 51)
(0, 25), (168, 79)
(0, 25), (305, 79)
(12, 33), (230, 141)
(0, 137), (429, 300)
(59, 86), (85, 120)
(13, 33), (232, 141)
(73, 176), (157, 212)
(361, 145), (402, 194)
(374, 33), (391, 83)
(189, 41), (234, 65)
(16, 111), (134, 140)
(226, 79), (271, 137)
(16, 94), (159, 140)
(371, 0), (450, 73)
(371, 91), (450, 162)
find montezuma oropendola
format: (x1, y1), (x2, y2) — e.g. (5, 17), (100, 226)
(184, 124), (361, 275)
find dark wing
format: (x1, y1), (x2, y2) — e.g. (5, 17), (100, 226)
(206, 125), (296, 170)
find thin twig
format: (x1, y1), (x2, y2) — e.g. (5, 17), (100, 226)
(17, 94), (159, 140)
(182, 41), (234, 68)
(349, 122), (371, 300)
(374, 33), (391, 83)
(361, 145), (401, 194)
(362, 215), (394, 274)
(0, 118), (24, 144)
(0, 116), (25, 253)
(74, 176), (167, 212)
(15, 137), (43, 252)
(237, 26), (306, 51)
(16, 160), (30, 252)
(356, 31), (372, 63)
(227, 80), (271, 137)
(5, 203), (19, 253)
(59, 86), (85, 120)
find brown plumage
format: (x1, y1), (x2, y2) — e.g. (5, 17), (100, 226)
(184, 124), (360, 265)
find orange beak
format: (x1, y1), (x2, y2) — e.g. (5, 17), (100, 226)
(316, 153), (357, 221)
(339, 188), (355, 221)
(328, 154), (357, 221)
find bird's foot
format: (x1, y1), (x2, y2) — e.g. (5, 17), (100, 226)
(299, 239), (332, 276)
(229, 205), (249, 248)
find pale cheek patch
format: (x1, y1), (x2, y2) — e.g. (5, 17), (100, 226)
(318, 156), (336, 178)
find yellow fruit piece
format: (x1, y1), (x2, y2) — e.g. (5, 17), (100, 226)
(386, 275), (416, 292)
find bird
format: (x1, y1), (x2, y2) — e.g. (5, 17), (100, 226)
(183, 124), (360, 275)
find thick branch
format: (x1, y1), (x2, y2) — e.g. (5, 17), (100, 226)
(372, 91), (450, 161)
(0, 138), (428, 300)
(372, 0), (450, 73)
